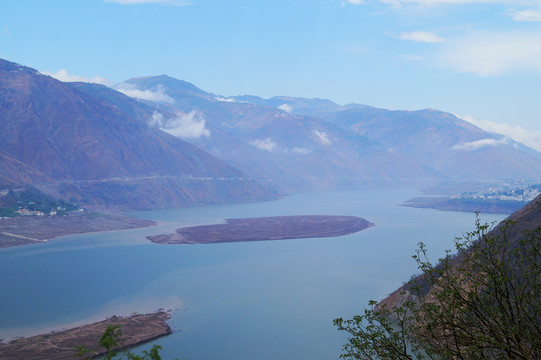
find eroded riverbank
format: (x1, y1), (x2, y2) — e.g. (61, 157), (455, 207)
(0, 212), (156, 248)
(0, 311), (172, 360)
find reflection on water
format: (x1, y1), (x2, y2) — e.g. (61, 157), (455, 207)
(0, 189), (506, 359)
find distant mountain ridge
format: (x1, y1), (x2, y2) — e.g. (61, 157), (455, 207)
(116, 76), (446, 192)
(115, 75), (541, 191)
(2, 57), (540, 210)
(0, 58), (275, 210)
(236, 95), (541, 180)
(326, 107), (541, 180)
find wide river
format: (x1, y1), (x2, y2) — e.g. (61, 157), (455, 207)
(0, 189), (507, 360)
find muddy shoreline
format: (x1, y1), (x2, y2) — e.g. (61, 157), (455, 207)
(0, 312), (172, 360)
(0, 212), (156, 248)
(148, 215), (374, 244)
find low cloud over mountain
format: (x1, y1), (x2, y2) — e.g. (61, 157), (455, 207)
(4, 56), (538, 210)
(0, 58), (275, 209)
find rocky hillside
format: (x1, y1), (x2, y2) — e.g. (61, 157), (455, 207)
(0, 59), (276, 209)
(117, 76), (444, 192)
(327, 107), (541, 180)
(379, 193), (541, 311)
(116, 76), (541, 192)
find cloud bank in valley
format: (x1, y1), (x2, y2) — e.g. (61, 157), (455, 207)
(313, 130), (331, 145)
(278, 104), (293, 113)
(458, 114), (541, 153)
(248, 138), (313, 154)
(215, 97), (236, 103)
(150, 111), (210, 139)
(116, 84), (175, 104)
(249, 138), (278, 152)
(452, 138), (510, 151)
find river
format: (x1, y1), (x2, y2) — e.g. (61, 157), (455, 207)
(0, 189), (507, 359)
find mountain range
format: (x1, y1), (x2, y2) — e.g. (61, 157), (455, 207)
(1, 57), (540, 210)
(0, 59), (274, 210)
(115, 75), (541, 188)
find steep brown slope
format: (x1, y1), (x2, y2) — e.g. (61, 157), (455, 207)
(379, 194), (541, 310)
(0, 151), (50, 187)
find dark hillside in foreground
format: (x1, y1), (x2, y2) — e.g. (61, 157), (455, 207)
(379, 193), (541, 310)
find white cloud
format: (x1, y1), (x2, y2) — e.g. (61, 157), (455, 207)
(458, 114), (541, 152)
(215, 97), (236, 102)
(510, 8), (541, 21)
(116, 84), (174, 103)
(105, 0), (191, 5)
(376, 0), (541, 24)
(438, 31), (541, 76)
(277, 104), (293, 113)
(249, 138), (277, 152)
(43, 69), (110, 85)
(379, 0), (509, 7)
(452, 138), (509, 151)
(150, 111), (210, 139)
(347, 0), (365, 4)
(313, 129), (331, 145)
(399, 54), (426, 61)
(290, 147), (312, 155)
(398, 31), (445, 43)
(149, 112), (167, 127)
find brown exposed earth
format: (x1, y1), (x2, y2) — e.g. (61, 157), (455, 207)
(0, 312), (172, 360)
(0, 212), (156, 248)
(147, 215), (374, 244)
(378, 194), (541, 315)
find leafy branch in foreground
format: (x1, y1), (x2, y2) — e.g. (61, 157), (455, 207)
(335, 216), (541, 359)
(76, 324), (172, 360)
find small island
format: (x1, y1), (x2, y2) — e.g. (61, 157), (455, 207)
(147, 215), (374, 244)
(0, 311), (172, 360)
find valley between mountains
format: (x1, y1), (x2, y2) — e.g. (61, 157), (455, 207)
(1, 57), (540, 246)
(2, 57), (540, 214)
(0, 57), (540, 358)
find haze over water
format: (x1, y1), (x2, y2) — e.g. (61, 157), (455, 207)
(0, 189), (506, 359)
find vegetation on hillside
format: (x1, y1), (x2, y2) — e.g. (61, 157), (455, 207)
(0, 187), (79, 217)
(334, 216), (541, 359)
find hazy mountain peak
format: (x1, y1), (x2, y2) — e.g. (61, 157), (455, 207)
(118, 75), (211, 98)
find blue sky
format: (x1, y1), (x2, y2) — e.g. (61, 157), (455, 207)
(1, 0), (541, 150)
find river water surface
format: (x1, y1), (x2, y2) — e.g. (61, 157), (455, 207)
(0, 189), (507, 359)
